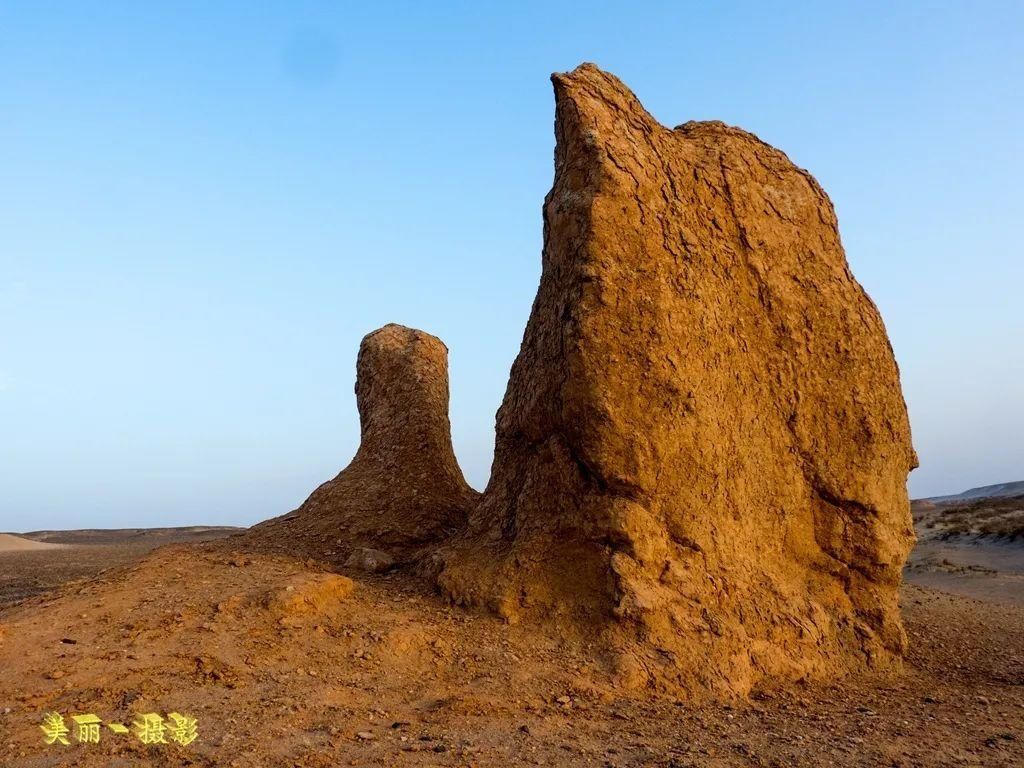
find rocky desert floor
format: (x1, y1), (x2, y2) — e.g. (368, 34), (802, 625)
(0, 527), (242, 608)
(0, 518), (1020, 768)
(906, 497), (1024, 608)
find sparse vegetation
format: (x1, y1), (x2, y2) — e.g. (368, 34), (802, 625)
(932, 495), (1024, 541)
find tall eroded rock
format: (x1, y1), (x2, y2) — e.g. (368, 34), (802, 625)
(436, 64), (916, 695)
(246, 324), (478, 561)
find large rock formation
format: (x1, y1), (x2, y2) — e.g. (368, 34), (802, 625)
(435, 64), (917, 695)
(245, 324), (478, 561)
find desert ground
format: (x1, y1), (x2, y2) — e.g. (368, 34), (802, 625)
(0, 500), (1021, 768)
(0, 528), (242, 609)
(906, 495), (1024, 607)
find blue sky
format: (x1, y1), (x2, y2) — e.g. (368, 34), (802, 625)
(1, 2), (1021, 530)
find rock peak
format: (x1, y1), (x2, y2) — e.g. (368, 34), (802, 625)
(435, 64), (916, 696)
(243, 323), (478, 560)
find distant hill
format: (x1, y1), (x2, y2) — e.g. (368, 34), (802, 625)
(16, 526), (243, 546)
(925, 481), (1024, 504)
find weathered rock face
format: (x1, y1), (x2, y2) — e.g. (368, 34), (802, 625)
(436, 64), (917, 695)
(246, 324), (478, 561)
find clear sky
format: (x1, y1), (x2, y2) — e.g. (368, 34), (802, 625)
(1, 2), (1021, 531)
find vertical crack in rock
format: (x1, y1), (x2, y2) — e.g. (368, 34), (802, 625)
(434, 64), (917, 696)
(244, 324), (478, 562)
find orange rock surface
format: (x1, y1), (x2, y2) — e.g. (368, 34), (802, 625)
(244, 324), (479, 562)
(436, 64), (917, 695)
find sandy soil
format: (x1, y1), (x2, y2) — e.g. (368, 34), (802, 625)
(0, 538), (1021, 768)
(906, 539), (1024, 608)
(0, 527), (241, 610)
(0, 535), (66, 553)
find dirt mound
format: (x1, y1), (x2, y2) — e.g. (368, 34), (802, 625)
(435, 64), (917, 695)
(0, 534), (66, 552)
(1, 546), (1022, 766)
(265, 572), (356, 624)
(242, 324), (479, 563)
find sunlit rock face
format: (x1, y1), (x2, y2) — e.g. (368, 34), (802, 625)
(436, 64), (916, 696)
(246, 324), (478, 561)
